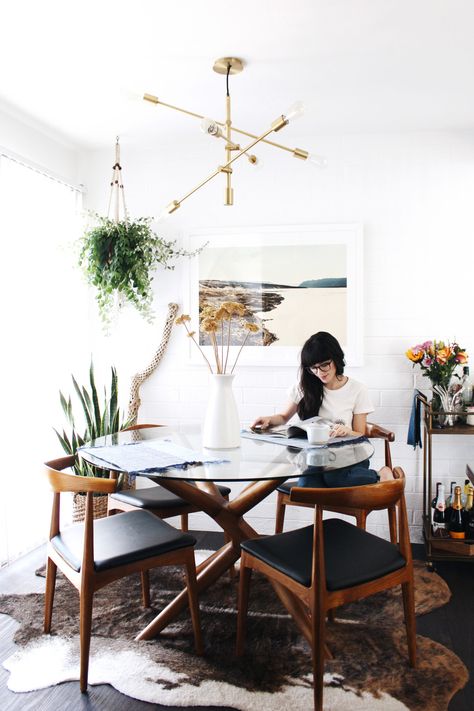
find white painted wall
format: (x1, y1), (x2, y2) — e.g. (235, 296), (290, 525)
(0, 101), (79, 184)
(73, 128), (474, 541)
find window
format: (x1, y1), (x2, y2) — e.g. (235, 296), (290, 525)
(0, 153), (88, 564)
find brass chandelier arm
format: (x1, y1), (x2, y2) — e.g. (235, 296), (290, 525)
(143, 93), (308, 160)
(166, 120), (286, 213)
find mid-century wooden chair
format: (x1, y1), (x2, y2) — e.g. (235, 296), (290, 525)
(236, 468), (416, 711)
(108, 424), (232, 531)
(44, 455), (203, 693)
(274, 422), (395, 536)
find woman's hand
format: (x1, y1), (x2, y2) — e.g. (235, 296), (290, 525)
(330, 423), (353, 438)
(251, 415), (278, 430)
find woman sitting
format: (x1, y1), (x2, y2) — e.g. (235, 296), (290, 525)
(251, 331), (393, 487)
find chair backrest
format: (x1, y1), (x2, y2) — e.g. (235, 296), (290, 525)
(365, 422), (394, 468)
(289, 475), (404, 511)
(44, 456), (117, 562)
(365, 422), (395, 442)
(44, 456), (117, 494)
(122, 423), (163, 432)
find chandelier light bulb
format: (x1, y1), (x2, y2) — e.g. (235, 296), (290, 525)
(283, 101), (305, 123)
(200, 117), (221, 137)
(307, 153), (328, 168)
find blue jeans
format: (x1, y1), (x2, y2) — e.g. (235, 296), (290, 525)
(297, 458), (379, 488)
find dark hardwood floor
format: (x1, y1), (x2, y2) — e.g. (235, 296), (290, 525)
(0, 535), (472, 711)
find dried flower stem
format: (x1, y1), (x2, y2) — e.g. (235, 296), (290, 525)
(230, 331), (250, 374)
(224, 318), (232, 373)
(210, 331), (222, 373)
(183, 322), (213, 373)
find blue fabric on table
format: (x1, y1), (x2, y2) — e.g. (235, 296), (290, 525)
(407, 390), (424, 449)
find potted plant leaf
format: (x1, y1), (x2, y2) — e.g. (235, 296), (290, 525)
(78, 214), (204, 329)
(55, 361), (133, 521)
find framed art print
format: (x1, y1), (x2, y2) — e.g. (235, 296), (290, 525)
(186, 224), (363, 367)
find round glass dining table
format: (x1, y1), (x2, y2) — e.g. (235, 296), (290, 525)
(79, 425), (374, 642)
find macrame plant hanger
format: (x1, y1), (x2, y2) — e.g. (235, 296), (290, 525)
(107, 136), (129, 224)
(104, 141), (180, 425)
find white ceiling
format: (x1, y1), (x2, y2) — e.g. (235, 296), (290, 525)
(1, 0), (474, 149)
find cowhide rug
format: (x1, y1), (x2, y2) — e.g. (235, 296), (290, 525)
(0, 555), (468, 711)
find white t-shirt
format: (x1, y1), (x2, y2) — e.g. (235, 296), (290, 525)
(288, 377), (374, 427)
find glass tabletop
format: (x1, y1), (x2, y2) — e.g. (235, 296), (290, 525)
(78, 425), (375, 483)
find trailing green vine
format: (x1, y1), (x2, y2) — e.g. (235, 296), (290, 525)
(78, 214), (204, 327)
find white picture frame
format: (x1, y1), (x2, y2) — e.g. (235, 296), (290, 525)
(185, 223), (364, 367)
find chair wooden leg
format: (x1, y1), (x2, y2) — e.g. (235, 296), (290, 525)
(311, 599), (326, 711)
(275, 492), (286, 534)
(141, 570), (151, 607)
(401, 579), (417, 667)
(184, 554), (203, 655)
(180, 513), (189, 532)
(44, 557), (57, 633)
(79, 586), (94, 693)
(236, 559), (252, 656)
(355, 510), (367, 530)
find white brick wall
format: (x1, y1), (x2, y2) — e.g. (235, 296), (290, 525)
(80, 129), (474, 544)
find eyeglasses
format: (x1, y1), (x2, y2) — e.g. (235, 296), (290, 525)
(306, 360), (332, 374)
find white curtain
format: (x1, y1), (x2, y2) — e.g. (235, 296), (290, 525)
(0, 154), (89, 564)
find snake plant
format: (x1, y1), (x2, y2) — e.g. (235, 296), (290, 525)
(54, 361), (132, 482)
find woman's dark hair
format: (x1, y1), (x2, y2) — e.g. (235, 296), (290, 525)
(297, 332), (345, 419)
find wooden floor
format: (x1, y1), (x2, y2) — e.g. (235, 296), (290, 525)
(0, 534), (472, 711)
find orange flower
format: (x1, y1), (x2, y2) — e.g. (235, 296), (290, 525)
(456, 351), (468, 364)
(405, 348), (423, 363)
(436, 347), (452, 364)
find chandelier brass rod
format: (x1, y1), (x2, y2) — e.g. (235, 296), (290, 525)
(175, 123), (281, 207)
(144, 93), (302, 157)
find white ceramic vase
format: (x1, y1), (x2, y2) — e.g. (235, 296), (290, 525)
(202, 374), (241, 449)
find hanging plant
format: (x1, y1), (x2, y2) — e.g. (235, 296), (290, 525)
(79, 213), (202, 325)
(78, 137), (205, 328)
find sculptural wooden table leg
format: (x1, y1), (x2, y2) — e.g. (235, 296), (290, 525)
(136, 477), (313, 644)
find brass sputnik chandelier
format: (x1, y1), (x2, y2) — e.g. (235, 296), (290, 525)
(143, 57), (326, 216)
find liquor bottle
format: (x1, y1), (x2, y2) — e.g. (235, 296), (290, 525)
(460, 366), (473, 407)
(462, 479), (473, 506)
(432, 484), (447, 535)
(445, 481), (456, 525)
(448, 486), (466, 539)
(465, 487), (473, 513)
(431, 482), (442, 510)
(465, 489), (474, 540)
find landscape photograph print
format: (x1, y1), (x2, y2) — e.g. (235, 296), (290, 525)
(198, 241), (348, 348)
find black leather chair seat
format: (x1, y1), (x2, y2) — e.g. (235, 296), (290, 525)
(110, 483), (231, 509)
(241, 518), (406, 590)
(51, 510), (196, 573)
(277, 480), (296, 494)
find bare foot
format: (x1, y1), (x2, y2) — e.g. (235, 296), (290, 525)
(378, 466), (394, 481)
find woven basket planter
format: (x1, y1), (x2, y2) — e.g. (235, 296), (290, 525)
(72, 492), (109, 523)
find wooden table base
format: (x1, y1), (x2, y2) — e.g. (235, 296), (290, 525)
(136, 477), (312, 643)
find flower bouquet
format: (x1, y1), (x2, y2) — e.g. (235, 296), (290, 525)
(406, 340), (468, 426)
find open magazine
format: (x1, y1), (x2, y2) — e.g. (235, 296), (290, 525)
(241, 417), (365, 448)
(249, 415), (334, 440)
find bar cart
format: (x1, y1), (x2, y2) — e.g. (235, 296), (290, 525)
(417, 393), (474, 569)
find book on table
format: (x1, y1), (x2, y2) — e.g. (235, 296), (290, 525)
(249, 416), (334, 440)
